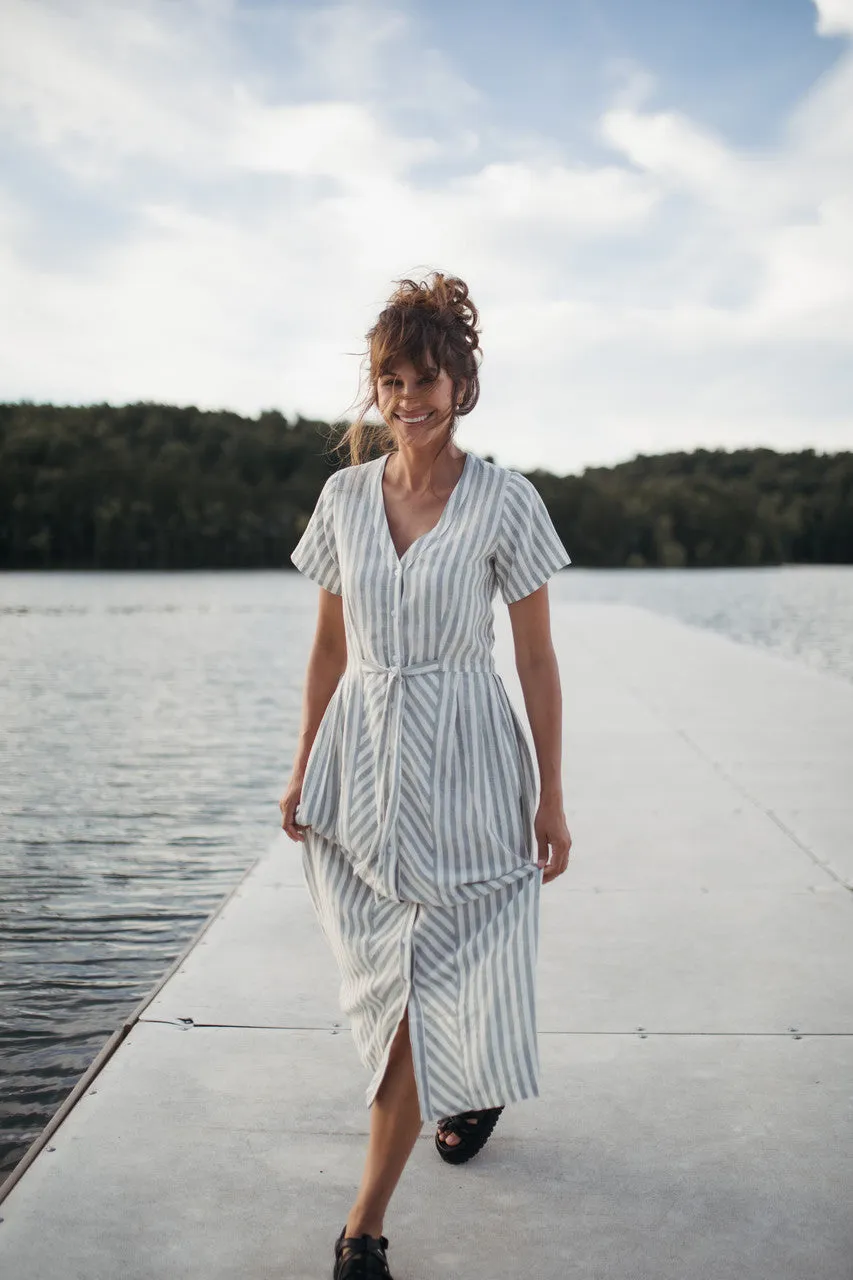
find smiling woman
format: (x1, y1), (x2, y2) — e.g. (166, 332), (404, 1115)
(376, 356), (458, 444)
(281, 270), (572, 1280)
(339, 271), (482, 477)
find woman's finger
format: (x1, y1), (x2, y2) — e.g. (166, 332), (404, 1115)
(542, 836), (571, 883)
(280, 796), (309, 841)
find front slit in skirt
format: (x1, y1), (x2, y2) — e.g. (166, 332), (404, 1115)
(301, 827), (542, 1123)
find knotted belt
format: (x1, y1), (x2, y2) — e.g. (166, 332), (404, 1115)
(354, 656), (496, 880)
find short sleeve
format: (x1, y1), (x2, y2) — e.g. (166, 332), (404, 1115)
(290, 472), (342, 595)
(493, 471), (572, 604)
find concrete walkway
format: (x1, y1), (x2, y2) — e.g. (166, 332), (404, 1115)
(1, 602), (851, 1279)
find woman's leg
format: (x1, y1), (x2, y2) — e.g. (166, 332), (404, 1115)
(344, 1010), (423, 1238)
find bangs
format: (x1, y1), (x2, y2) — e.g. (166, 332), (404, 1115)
(372, 315), (444, 380)
(377, 347), (440, 379)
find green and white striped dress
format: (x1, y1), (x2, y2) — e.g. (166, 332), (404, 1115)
(290, 450), (571, 1122)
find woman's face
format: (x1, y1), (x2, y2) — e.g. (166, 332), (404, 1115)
(376, 356), (461, 443)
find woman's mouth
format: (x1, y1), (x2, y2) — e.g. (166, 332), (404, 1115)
(395, 411), (433, 425)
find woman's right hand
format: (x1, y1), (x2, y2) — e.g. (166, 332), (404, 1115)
(280, 775), (310, 842)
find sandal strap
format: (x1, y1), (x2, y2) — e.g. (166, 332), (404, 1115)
(334, 1229), (391, 1280)
(437, 1106), (503, 1138)
(437, 1114), (476, 1139)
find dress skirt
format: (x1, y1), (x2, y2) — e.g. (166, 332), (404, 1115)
(301, 825), (542, 1123)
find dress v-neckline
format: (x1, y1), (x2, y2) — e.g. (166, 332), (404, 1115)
(378, 450), (471, 565)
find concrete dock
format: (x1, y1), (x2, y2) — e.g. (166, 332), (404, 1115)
(1, 601), (851, 1279)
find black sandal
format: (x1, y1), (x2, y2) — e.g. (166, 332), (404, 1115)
(333, 1225), (393, 1279)
(434, 1105), (505, 1164)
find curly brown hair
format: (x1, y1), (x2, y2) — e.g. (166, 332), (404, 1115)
(334, 270), (483, 470)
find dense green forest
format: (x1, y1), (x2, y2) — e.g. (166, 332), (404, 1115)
(1, 401), (851, 569)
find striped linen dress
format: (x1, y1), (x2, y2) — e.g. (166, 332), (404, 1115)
(290, 450), (571, 1122)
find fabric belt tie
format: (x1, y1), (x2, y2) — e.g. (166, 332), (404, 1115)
(353, 657), (496, 878)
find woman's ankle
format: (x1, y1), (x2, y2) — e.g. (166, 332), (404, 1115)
(345, 1206), (384, 1239)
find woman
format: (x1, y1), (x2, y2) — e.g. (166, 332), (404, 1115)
(281, 271), (572, 1279)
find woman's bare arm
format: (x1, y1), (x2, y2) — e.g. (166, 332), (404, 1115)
(507, 584), (572, 882)
(280, 588), (347, 841)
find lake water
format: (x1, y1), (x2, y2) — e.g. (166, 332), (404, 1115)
(1, 565), (852, 1180)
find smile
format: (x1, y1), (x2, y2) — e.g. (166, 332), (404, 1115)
(396, 412), (433, 425)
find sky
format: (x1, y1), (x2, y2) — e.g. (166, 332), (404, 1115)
(1, 0), (852, 475)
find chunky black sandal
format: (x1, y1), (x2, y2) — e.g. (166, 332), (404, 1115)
(333, 1225), (393, 1280)
(434, 1105), (505, 1165)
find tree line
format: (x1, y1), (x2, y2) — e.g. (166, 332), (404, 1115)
(1, 401), (850, 569)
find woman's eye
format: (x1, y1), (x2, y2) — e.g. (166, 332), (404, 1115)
(380, 376), (435, 388)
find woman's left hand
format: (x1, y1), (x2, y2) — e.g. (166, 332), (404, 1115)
(534, 797), (572, 883)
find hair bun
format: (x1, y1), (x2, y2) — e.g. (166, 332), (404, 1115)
(387, 271), (480, 351)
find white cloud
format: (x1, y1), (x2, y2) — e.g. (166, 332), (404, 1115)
(0, 1), (223, 176)
(0, 0), (851, 472)
(449, 161), (658, 228)
(601, 108), (737, 200)
(229, 96), (439, 183)
(290, 1), (479, 117)
(597, 25), (853, 354)
(814, 0), (853, 36)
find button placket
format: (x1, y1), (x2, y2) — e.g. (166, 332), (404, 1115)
(391, 563), (403, 661)
(385, 566), (404, 872)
